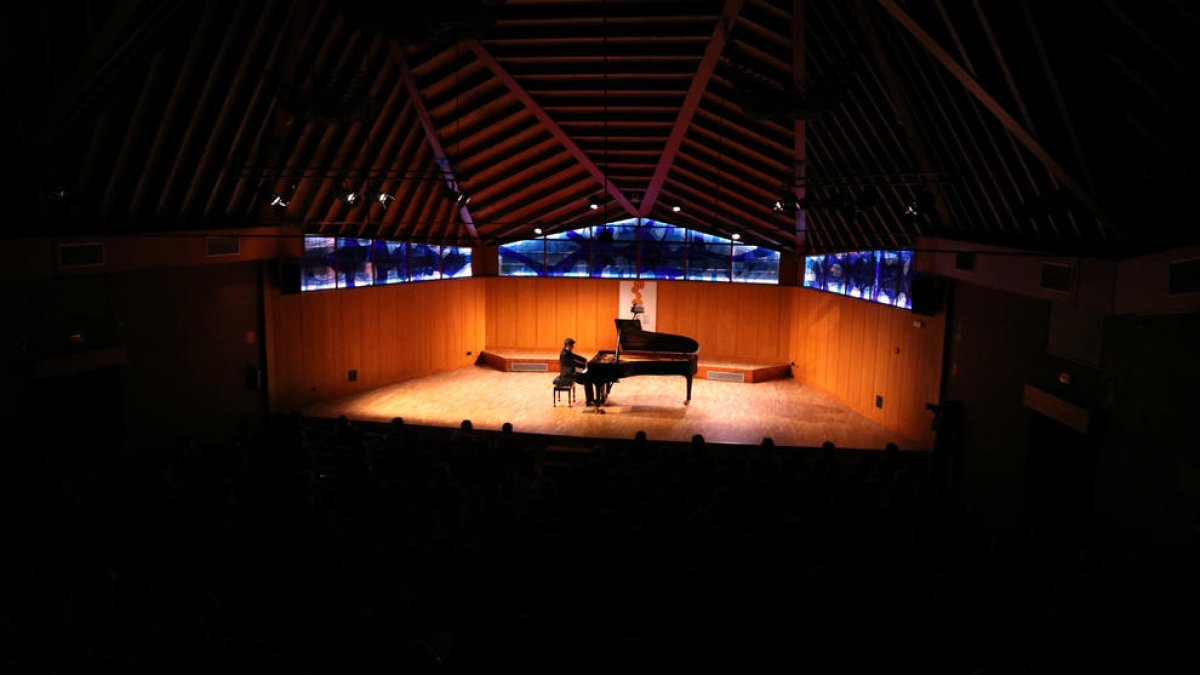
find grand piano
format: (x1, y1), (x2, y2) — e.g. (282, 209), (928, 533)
(586, 319), (700, 406)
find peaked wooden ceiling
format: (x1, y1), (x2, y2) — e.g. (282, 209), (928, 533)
(6, 0), (1199, 258)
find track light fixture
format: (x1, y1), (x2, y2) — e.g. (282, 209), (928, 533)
(365, 185), (394, 210)
(337, 184), (361, 206)
(260, 183), (296, 209)
(444, 183), (471, 208)
(773, 195), (798, 213)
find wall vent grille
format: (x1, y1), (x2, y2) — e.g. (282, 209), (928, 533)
(57, 243), (104, 268)
(707, 371), (745, 383)
(1039, 262), (1073, 292)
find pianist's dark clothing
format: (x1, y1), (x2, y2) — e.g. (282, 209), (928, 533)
(558, 347), (597, 404)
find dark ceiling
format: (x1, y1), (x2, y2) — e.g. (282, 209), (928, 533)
(5, 0), (1198, 258)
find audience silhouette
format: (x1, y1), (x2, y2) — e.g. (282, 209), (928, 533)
(0, 413), (1178, 673)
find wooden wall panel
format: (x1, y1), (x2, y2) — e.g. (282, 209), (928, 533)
(657, 282), (679, 334)
(673, 281), (699, 346)
(857, 306), (878, 413)
(788, 287), (945, 450)
(576, 281), (598, 349)
(269, 278), (487, 413)
(109, 262), (265, 442)
(483, 278), (792, 362)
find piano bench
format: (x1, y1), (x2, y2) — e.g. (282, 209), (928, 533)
(553, 381), (576, 407)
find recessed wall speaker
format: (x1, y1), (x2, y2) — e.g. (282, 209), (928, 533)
(1039, 262), (1073, 292)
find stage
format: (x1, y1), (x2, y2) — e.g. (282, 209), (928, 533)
(301, 364), (920, 450)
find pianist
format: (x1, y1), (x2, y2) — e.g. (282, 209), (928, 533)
(558, 337), (599, 407)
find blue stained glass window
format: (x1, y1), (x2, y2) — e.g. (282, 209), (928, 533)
(803, 254), (825, 290)
(687, 243), (732, 281)
(605, 218), (640, 240)
(689, 230), (731, 244)
(733, 246), (780, 284)
(499, 239), (545, 276)
(805, 250), (915, 310)
(896, 250), (914, 309)
(544, 229), (583, 241)
(547, 240), (590, 277)
(639, 242), (687, 279)
(498, 219), (779, 285)
(442, 246), (472, 279)
(641, 222), (687, 242)
(876, 251), (903, 305)
(845, 251), (877, 299)
(409, 244), (442, 281)
(335, 238), (373, 288)
(302, 236), (337, 291)
(825, 252), (848, 294)
(591, 229), (638, 277)
(373, 240), (407, 285)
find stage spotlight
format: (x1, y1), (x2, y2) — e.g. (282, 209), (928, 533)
(365, 185), (394, 210)
(337, 185), (361, 206)
(261, 183), (295, 209)
(773, 194), (806, 213)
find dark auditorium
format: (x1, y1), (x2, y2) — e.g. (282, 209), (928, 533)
(4, 1), (1199, 673)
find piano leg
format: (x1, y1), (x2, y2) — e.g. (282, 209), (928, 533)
(685, 375), (692, 405)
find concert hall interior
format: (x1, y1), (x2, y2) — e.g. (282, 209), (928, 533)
(4, 1), (1199, 673)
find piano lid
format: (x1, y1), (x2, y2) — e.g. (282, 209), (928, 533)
(614, 318), (699, 354)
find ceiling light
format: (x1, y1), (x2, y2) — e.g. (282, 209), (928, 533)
(533, 227), (543, 236)
(454, 190), (471, 207)
(672, 202), (682, 213)
(588, 197), (600, 210)
(731, 233), (741, 241)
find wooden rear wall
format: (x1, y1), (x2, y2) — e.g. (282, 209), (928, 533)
(269, 278), (486, 413)
(788, 287), (946, 449)
(484, 277), (792, 362)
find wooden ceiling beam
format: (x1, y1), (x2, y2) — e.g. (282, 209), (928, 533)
(641, 0), (745, 217)
(468, 39), (639, 218)
(875, 0), (1114, 248)
(393, 43), (479, 242)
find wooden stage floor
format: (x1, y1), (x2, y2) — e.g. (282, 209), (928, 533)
(302, 365), (919, 450)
